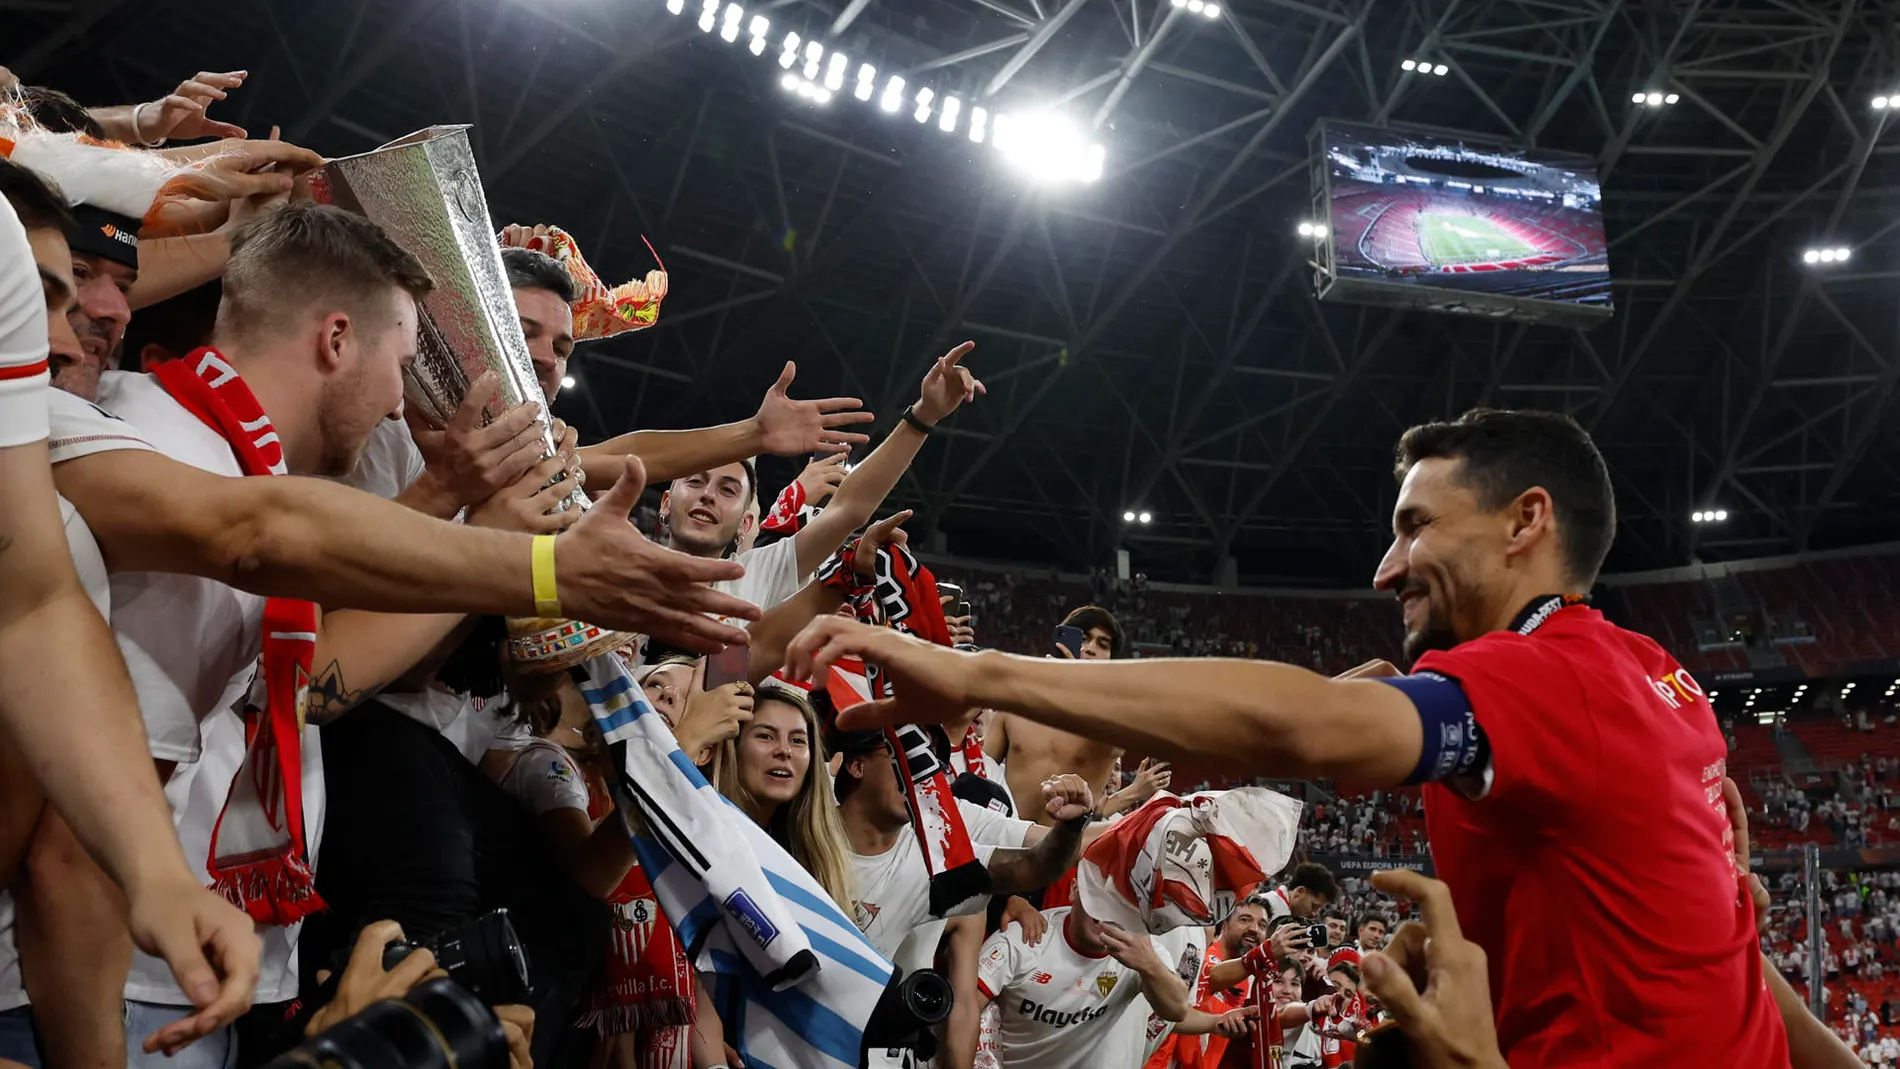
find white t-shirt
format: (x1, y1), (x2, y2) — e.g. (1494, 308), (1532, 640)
(0, 198), (48, 447)
(340, 418), (528, 758)
(714, 536), (805, 621)
(0, 394), (137, 1012)
(976, 907), (1170, 1069)
(851, 801), (1034, 962)
(1110, 925), (1205, 1064)
(66, 370), (324, 1006)
(496, 737), (590, 816)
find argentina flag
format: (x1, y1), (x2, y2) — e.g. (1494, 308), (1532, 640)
(578, 653), (896, 1069)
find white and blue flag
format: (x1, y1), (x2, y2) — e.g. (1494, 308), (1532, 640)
(579, 654), (895, 1069)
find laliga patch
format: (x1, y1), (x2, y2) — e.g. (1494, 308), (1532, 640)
(723, 889), (781, 949)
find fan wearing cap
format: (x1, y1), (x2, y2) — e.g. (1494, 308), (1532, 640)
(53, 203), (141, 400)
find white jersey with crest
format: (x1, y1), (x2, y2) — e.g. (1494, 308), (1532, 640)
(976, 907), (1171, 1069)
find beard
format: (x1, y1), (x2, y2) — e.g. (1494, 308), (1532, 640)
(315, 370), (392, 478)
(662, 513), (741, 559)
(1398, 559), (1484, 666)
(1402, 613), (1460, 667)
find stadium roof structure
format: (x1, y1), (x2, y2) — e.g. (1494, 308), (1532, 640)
(13, 0), (1900, 586)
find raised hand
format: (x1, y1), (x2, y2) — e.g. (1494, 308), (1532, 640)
(410, 371), (552, 511)
(1359, 869), (1508, 1069)
(557, 457), (762, 652)
(796, 453), (849, 509)
(1722, 776), (1771, 933)
(912, 342), (984, 424)
(753, 361), (875, 456)
(140, 70), (249, 143)
(1099, 925), (1164, 973)
(127, 874), (263, 1056)
(852, 510), (913, 581)
(1127, 757), (1172, 801)
(1215, 1005), (1258, 1038)
(1040, 773), (1094, 821)
(784, 616), (972, 727)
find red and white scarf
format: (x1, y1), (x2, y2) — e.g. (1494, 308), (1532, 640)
(817, 540), (986, 915)
(153, 349), (324, 925)
(759, 478), (807, 537)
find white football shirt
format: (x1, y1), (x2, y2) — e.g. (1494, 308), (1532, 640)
(852, 801), (1034, 962)
(0, 197), (48, 446)
(66, 370), (324, 1006)
(976, 907), (1170, 1069)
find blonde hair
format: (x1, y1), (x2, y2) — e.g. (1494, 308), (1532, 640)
(708, 682), (856, 912)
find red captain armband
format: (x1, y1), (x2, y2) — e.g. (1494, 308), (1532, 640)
(1241, 942), (1280, 983)
(1374, 671), (1491, 789)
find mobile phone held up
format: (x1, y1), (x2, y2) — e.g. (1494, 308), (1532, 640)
(936, 581), (972, 622)
(1052, 625), (1085, 659)
(704, 645), (750, 690)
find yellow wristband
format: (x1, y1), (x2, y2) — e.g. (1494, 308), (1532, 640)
(531, 534), (561, 618)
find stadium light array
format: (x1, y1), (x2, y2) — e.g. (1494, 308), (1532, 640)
(1802, 246), (1852, 265)
(1875, 96), (1899, 110)
(1632, 91), (1679, 107)
(1167, 0), (1223, 18)
(1123, 510), (1154, 524)
(682, 2), (1104, 183)
(1400, 58), (1447, 76)
(1296, 221), (1329, 239)
(1690, 509), (1729, 523)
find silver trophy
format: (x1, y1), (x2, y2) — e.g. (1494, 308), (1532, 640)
(310, 125), (581, 510)
(313, 126), (637, 668)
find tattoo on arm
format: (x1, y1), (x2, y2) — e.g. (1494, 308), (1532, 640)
(985, 817), (1085, 895)
(304, 658), (380, 724)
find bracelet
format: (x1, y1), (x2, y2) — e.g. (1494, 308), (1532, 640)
(900, 404), (935, 435)
(129, 101), (165, 147)
(531, 534), (562, 617)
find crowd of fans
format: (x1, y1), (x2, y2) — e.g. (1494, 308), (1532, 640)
(0, 52), (1874, 1069)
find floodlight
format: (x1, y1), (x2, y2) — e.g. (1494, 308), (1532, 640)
(914, 87), (934, 124)
(1082, 143), (1105, 181)
(1692, 510), (1705, 522)
(1664, 93), (1679, 104)
(813, 87), (832, 104)
(825, 52), (847, 91)
(1645, 92), (1663, 106)
(561, 375), (576, 389)
(969, 106), (989, 143)
(805, 40), (823, 60)
(993, 110), (1102, 183)
(750, 35), (766, 54)
(939, 96), (962, 132)
(698, 9), (716, 31)
(1138, 511), (1153, 524)
(1803, 249), (1821, 264)
(666, 0), (685, 13)
(1186, 0), (1205, 12)
(880, 75), (905, 113)
(750, 14), (768, 34)
(720, 18), (740, 42)
(1201, 3), (1220, 17)
(1432, 64), (1447, 76)
(1123, 510), (1136, 522)
(1876, 96), (1891, 110)
(1631, 91), (1645, 103)
(1405, 60), (1419, 72)
(1835, 246), (1852, 261)
(780, 72), (799, 91)
(1714, 509), (1728, 521)
(1297, 222), (1314, 236)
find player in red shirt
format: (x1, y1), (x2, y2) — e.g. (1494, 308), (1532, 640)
(1152, 898), (1270, 1069)
(791, 407), (1864, 1067)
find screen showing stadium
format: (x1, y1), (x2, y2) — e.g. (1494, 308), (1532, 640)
(1317, 122), (1610, 324)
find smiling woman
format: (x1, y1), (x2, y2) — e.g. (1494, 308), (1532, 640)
(706, 681), (857, 912)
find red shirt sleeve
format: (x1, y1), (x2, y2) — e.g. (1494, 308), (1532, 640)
(1414, 633), (1601, 814)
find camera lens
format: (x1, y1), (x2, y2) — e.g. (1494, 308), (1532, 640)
(898, 969), (953, 1025)
(435, 911), (532, 1005)
(264, 979), (506, 1069)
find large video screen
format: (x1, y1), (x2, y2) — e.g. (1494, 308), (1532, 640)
(1317, 122), (1611, 324)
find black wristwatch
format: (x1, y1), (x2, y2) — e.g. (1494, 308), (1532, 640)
(901, 404), (936, 435)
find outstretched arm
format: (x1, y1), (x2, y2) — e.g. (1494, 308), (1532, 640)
(53, 449), (759, 650)
(793, 343), (983, 576)
(580, 360), (873, 486)
(785, 619), (1424, 785)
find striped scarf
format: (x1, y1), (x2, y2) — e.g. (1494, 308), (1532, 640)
(578, 652), (895, 1069)
(153, 350), (323, 925)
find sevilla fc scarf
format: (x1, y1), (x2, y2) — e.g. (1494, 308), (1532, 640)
(758, 478), (807, 538)
(153, 349), (323, 925)
(816, 539), (987, 916)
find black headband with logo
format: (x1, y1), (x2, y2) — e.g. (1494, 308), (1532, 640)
(66, 204), (141, 270)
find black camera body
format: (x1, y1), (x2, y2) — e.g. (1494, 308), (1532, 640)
(861, 967), (955, 1061)
(381, 909), (532, 1007)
